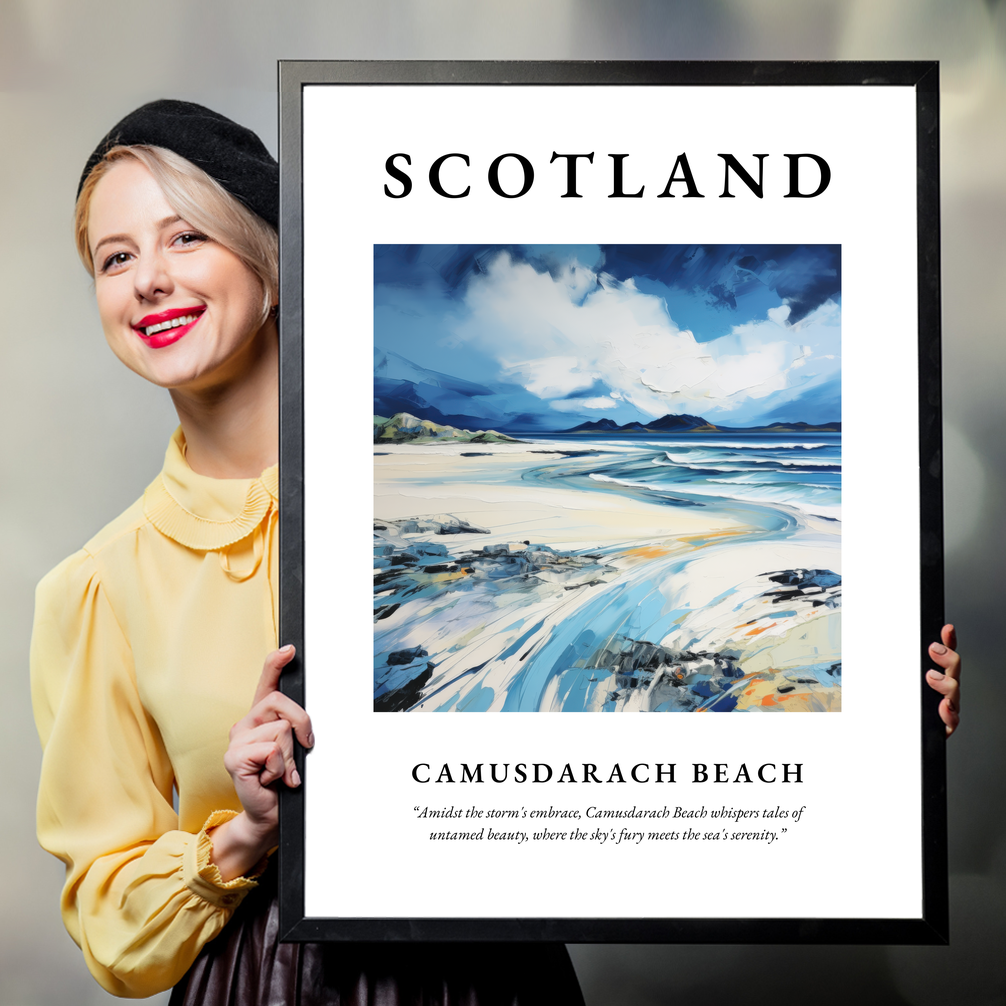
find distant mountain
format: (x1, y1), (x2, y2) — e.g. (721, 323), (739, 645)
(645, 413), (718, 432)
(565, 418), (621, 432)
(559, 413), (840, 434)
(762, 421), (842, 432)
(375, 412), (525, 445)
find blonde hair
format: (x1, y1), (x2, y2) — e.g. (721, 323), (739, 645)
(75, 145), (278, 322)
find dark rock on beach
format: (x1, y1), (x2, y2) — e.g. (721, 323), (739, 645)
(376, 515), (491, 537)
(763, 568), (841, 607)
(581, 635), (743, 712)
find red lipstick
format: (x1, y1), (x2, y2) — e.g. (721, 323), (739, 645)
(132, 306), (205, 349)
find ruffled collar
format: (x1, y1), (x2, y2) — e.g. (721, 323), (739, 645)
(143, 428), (278, 551)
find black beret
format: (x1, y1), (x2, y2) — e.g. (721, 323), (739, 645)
(78, 99), (278, 228)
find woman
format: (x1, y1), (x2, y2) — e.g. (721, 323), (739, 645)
(33, 99), (962, 1003)
(31, 100), (586, 1003)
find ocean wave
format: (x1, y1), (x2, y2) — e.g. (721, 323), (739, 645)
(651, 459), (757, 473)
(663, 452), (839, 468)
(706, 473), (839, 486)
(653, 441), (835, 451)
(659, 459), (840, 475)
(671, 481), (841, 518)
(588, 470), (840, 516)
(587, 473), (698, 502)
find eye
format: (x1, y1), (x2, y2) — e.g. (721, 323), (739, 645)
(100, 251), (132, 274)
(172, 230), (208, 249)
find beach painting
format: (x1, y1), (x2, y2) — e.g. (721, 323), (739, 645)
(373, 244), (841, 713)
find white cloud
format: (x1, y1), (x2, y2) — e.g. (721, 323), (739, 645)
(452, 252), (840, 419)
(549, 395), (618, 413)
(505, 355), (597, 398)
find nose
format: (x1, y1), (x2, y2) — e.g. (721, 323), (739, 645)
(133, 247), (173, 303)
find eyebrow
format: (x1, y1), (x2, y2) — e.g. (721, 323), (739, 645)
(91, 215), (185, 258)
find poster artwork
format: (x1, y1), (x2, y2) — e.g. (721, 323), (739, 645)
(373, 243), (842, 714)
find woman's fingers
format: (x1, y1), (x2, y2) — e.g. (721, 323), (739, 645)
(252, 644), (297, 707)
(925, 668), (959, 704)
(927, 623), (961, 737)
(223, 645), (311, 812)
(942, 700), (961, 736)
(941, 623), (958, 654)
(232, 689), (314, 750)
(254, 691), (314, 748)
(928, 639), (961, 682)
(219, 647), (309, 845)
(241, 644), (314, 748)
(924, 679), (960, 736)
(230, 719), (302, 788)
(259, 741), (289, 787)
(226, 739), (288, 787)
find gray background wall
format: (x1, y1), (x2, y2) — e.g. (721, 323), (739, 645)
(1, 2), (1002, 1003)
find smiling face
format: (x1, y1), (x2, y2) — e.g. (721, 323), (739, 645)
(87, 158), (272, 392)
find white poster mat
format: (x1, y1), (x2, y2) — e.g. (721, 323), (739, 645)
(300, 84), (919, 920)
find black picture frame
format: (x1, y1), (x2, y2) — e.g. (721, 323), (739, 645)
(277, 60), (945, 944)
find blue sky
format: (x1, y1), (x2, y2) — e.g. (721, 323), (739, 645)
(374, 244), (841, 431)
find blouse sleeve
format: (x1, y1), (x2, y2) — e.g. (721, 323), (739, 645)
(31, 549), (262, 998)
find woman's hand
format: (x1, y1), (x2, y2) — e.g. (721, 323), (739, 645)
(926, 624), (960, 738)
(209, 645), (314, 881)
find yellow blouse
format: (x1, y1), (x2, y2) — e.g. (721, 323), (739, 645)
(31, 429), (279, 998)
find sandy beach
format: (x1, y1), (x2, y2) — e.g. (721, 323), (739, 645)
(375, 443), (745, 549)
(374, 441), (841, 713)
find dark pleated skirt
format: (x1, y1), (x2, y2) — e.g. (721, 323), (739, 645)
(169, 869), (585, 1006)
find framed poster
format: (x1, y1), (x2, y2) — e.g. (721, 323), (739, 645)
(277, 61), (946, 943)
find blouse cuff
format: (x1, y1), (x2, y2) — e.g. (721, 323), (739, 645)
(183, 810), (269, 909)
